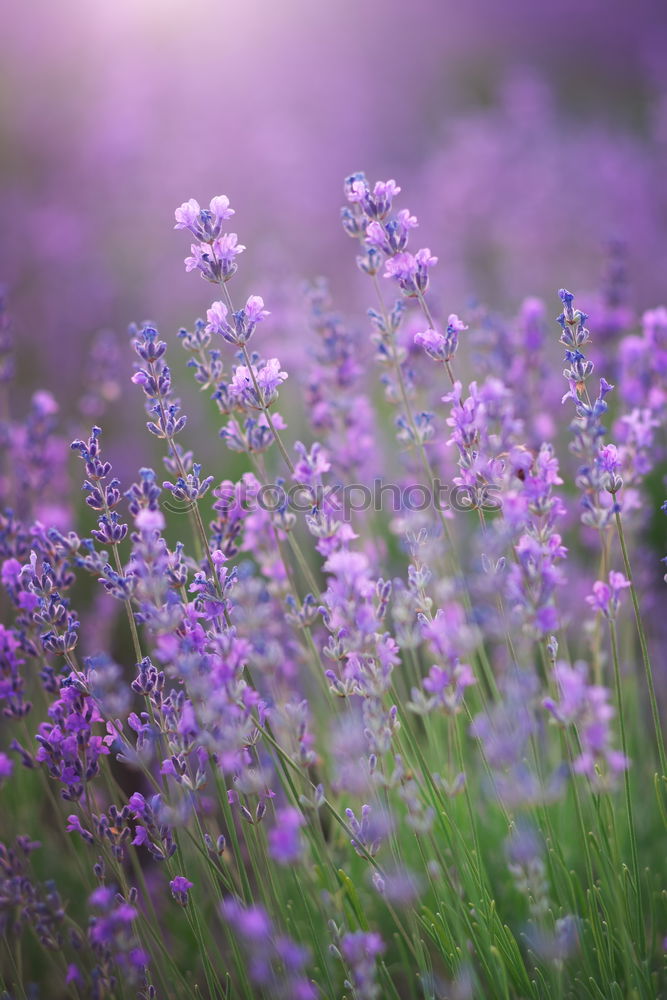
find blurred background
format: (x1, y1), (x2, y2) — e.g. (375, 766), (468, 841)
(2, 0), (667, 430)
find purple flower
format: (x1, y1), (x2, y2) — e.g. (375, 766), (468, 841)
(169, 875), (193, 905)
(0, 624), (30, 719)
(345, 174), (370, 204)
(372, 865), (423, 905)
(344, 803), (392, 857)
(205, 300), (229, 335)
(293, 440), (331, 487)
(345, 175), (401, 220)
(544, 662), (628, 782)
(0, 752), (13, 780)
(268, 807), (305, 865)
(184, 233), (246, 282)
(365, 209), (417, 255)
(336, 930), (385, 1000)
(174, 198), (201, 230)
(414, 327), (446, 357)
(1, 558), (22, 588)
(209, 195), (234, 222)
(184, 242), (209, 273)
(419, 660), (475, 713)
(87, 885), (149, 991)
(206, 295), (269, 345)
(221, 899), (272, 941)
(214, 233), (245, 265)
(229, 358), (288, 408)
(134, 507), (165, 533)
(384, 248), (437, 296)
(65, 964), (82, 985)
(128, 792), (147, 816)
(221, 899), (314, 998)
(174, 195), (235, 241)
(556, 289), (621, 527)
(0, 837), (66, 951)
(414, 314), (467, 362)
(365, 220), (388, 249)
(340, 930), (385, 962)
(89, 885), (116, 909)
(34, 674), (110, 801)
(127, 793), (176, 860)
(66, 814), (94, 843)
(244, 295), (270, 325)
(132, 826), (149, 847)
(585, 571), (630, 619)
(598, 443), (623, 493)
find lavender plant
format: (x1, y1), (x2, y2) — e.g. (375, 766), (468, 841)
(0, 176), (666, 1000)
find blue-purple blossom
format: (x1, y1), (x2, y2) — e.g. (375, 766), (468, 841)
(206, 295), (269, 345)
(335, 929), (385, 1000)
(417, 660), (475, 713)
(414, 314), (467, 362)
(229, 357), (288, 409)
(185, 234), (246, 283)
(544, 662), (628, 781)
(268, 806), (305, 865)
(174, 195), (234, 239)
(384, 248), (438, 296)
(35, 673), (110, 800)
(0, 837), (65, 950)
(0, 752), (13, 780)
(586, 571), (630, 618)
(88, 884), (150, 993)
(169, 876), (193, 906)
(557, 289), (621, 528)
(221, 899), (316, 999)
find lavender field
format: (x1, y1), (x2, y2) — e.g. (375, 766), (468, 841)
(1, 2), (667, 998)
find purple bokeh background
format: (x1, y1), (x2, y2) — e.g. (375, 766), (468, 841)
(2, 0), (667, 409)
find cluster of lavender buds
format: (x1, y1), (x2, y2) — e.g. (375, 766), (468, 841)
(343, 174), (436, 298)
(34, 674), (111, 801)
(329, 924), (385, 1000)
(558, 289), (620, 528)
(221, 898), (317, 999)
(544, 661), (628, 783)
(0, 173), (665, 1000)
(205, 295), (270, 346)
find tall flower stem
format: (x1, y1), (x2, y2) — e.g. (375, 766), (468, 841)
(369, 274), (499, 701)
(101, 493), (143, 665)
(614, 509), (666, 776)
(608, 616), (644, 954)
(414, 287), (456, 388)
(146, 356), (221, 596)
(217, 280), (297, 479)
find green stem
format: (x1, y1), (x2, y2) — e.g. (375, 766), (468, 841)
(614, 509), (666, 775)
(609, 616), (645, 956)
